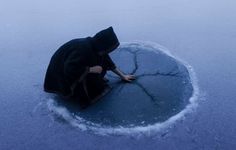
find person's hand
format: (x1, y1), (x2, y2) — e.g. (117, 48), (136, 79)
(89, 66), (103, 74)
(121, 74), (136, 82)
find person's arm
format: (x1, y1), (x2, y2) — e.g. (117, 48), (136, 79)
(89, 66), (103, 74)
(103, 54), (116, 70)
(103, 54), (135, 82)
(112, 67), (135, 82)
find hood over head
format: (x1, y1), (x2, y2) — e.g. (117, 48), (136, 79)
(91, 26), (120, 55)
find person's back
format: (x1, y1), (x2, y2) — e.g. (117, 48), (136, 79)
(44, 38), (91, 96)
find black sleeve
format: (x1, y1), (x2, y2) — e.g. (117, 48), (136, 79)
(64, 50), (89, 84)
(103, 54), (116, 70)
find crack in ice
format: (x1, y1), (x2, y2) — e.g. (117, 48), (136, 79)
(107, 49), (182, 105)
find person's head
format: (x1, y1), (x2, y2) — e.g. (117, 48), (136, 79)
(91, 26), (120, 56)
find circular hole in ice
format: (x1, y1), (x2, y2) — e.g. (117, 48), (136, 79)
(47, 41), (199, 135)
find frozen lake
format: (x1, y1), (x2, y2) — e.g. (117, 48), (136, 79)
(0, 0), (236, 149)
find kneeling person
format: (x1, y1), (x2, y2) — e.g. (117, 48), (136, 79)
(44, 26), (135, 108)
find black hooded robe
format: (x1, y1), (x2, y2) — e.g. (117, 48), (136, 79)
(44, 26), (120, 108)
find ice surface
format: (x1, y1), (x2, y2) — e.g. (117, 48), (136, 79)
(1, 0), (236, 149)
